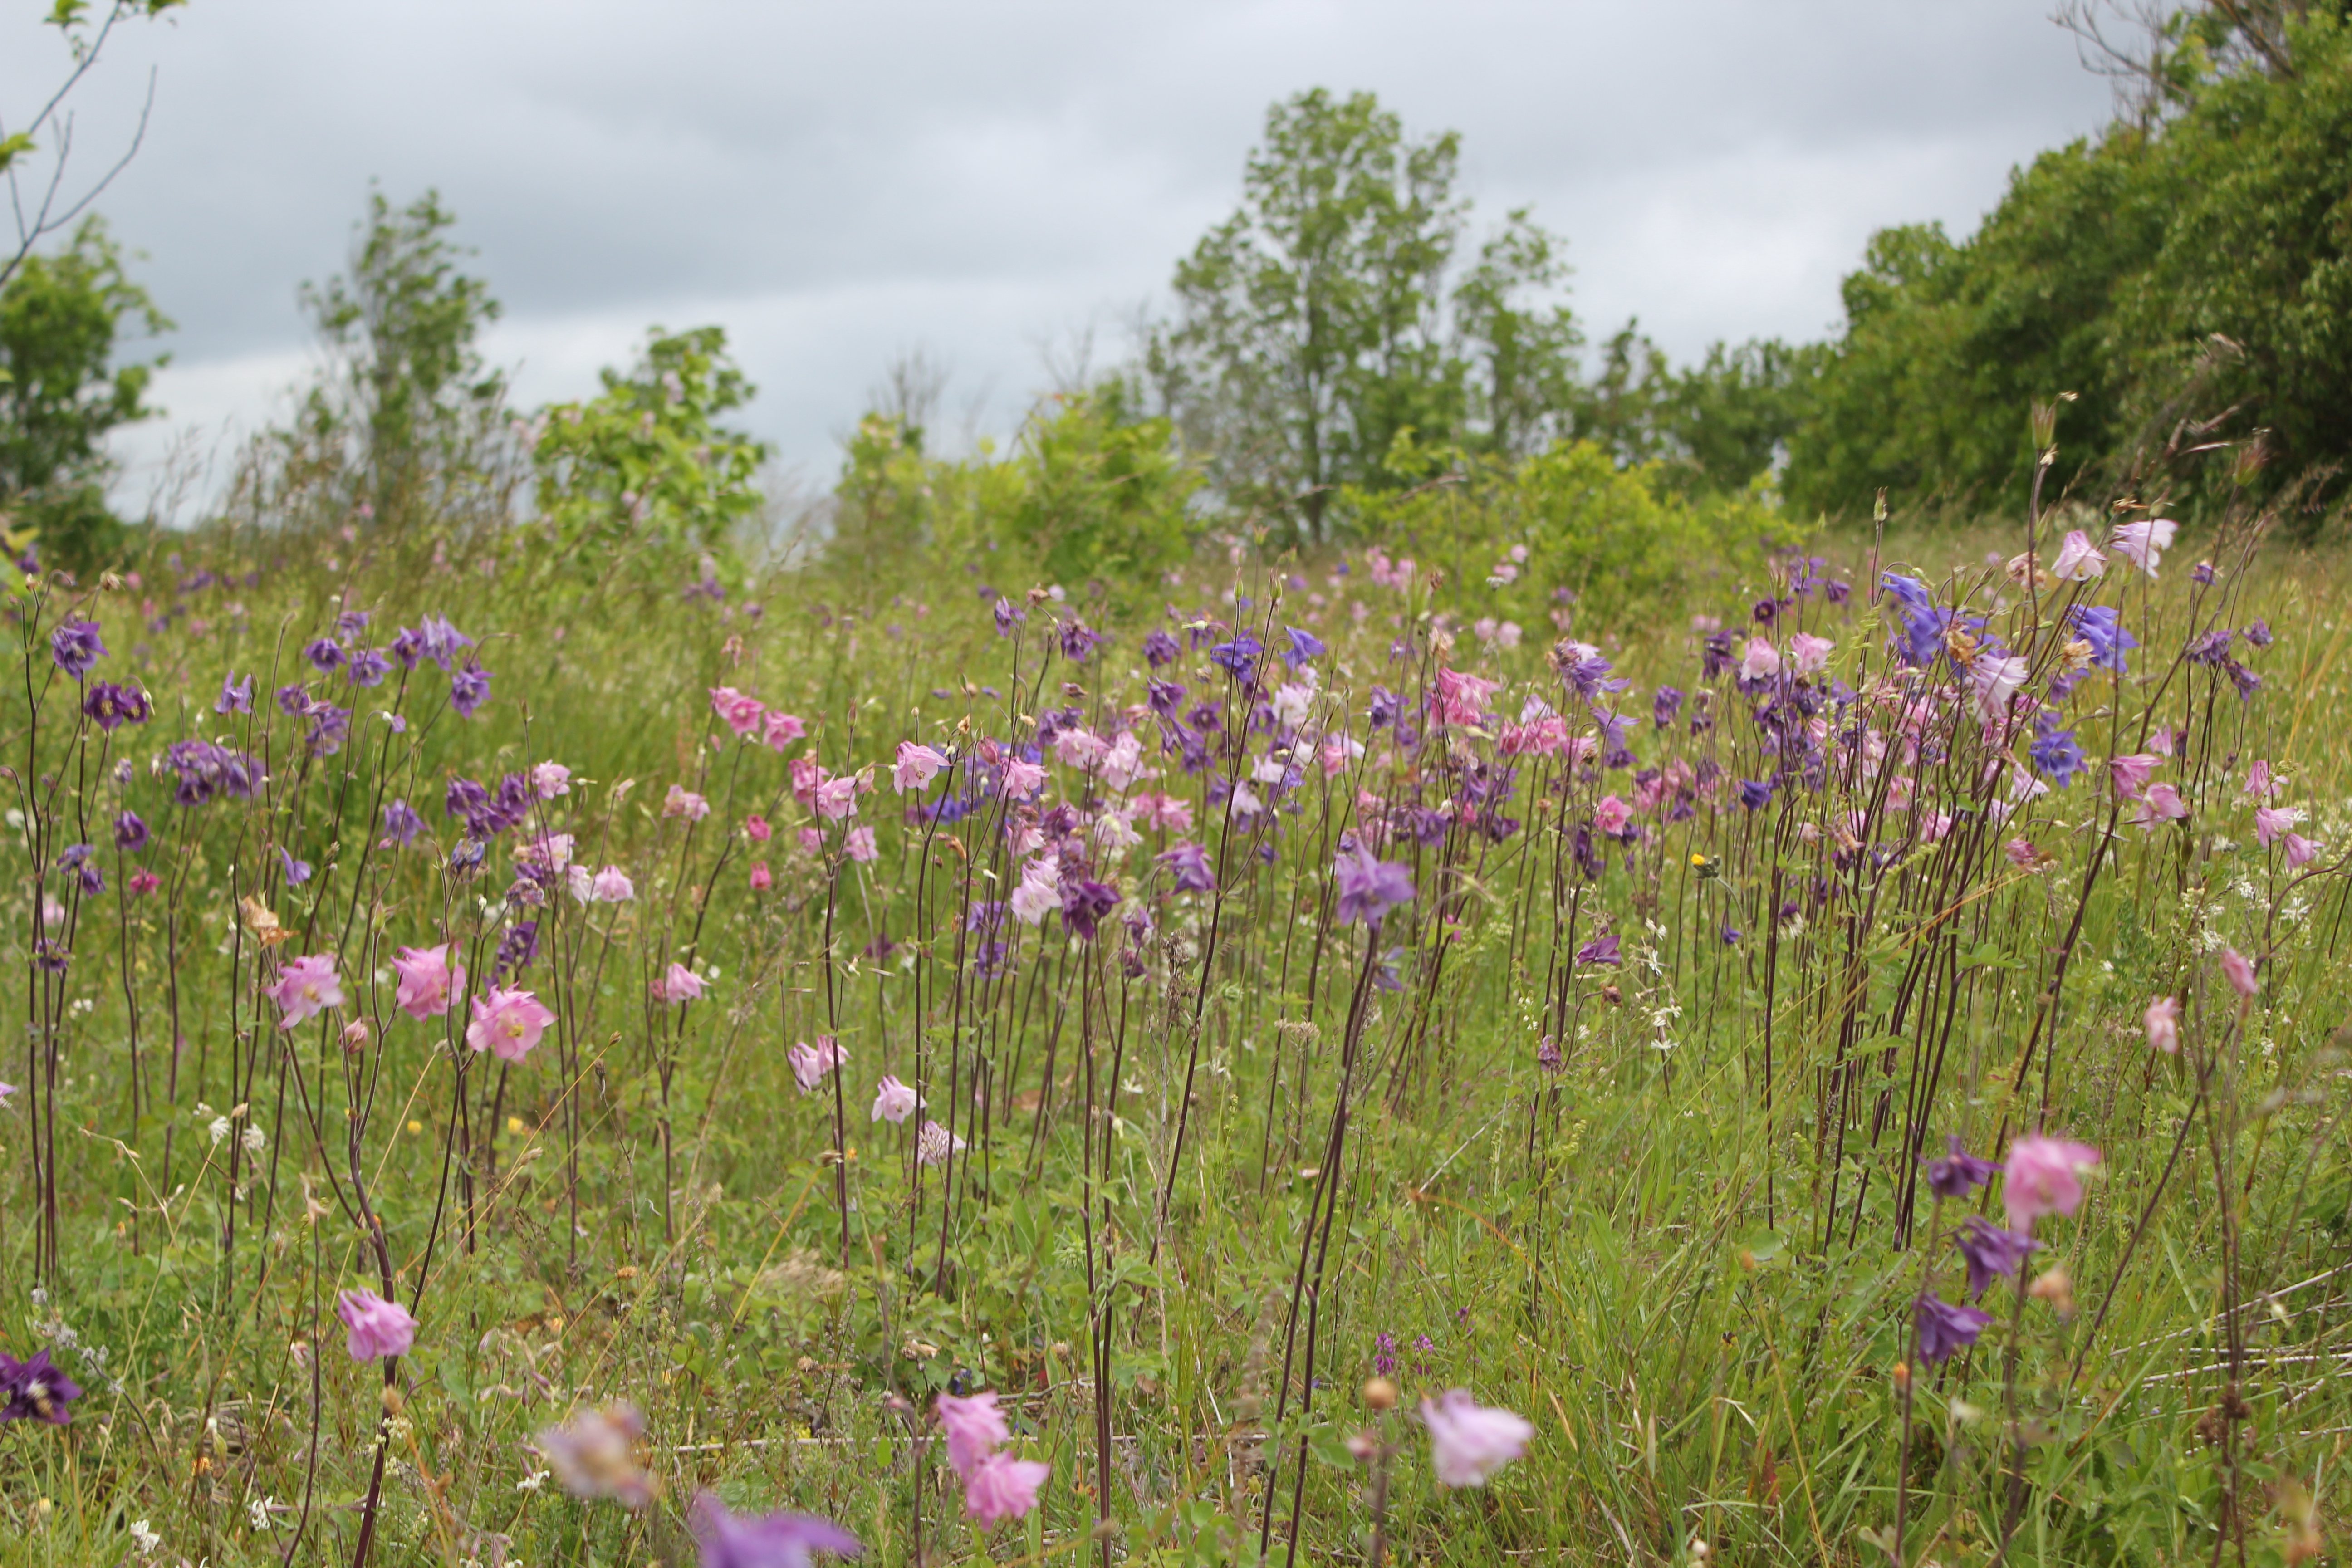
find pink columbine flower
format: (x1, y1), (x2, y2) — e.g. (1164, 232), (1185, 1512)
(2002, 1134), (2102, 1231)
(2243, 759), (2279, 799)
(2050, 529), (2106, 580)
(2221, 947), (2259, 999)
(2284, 833), (2320, 869)
(1001, 758), (1047, 800)
(845, 826), (879, 863)
(936, 1391), (1009, 1480)
(1421, 1390), (1534, 1487)
(2145, 995), (2180, 1054)
(2004, 837), (2040, 868)
(1132, 792), (1194, 832)
(1740, 637), (1779, 681)
(1920, 810), (1957, 845)
(749, 860), (773, 892)
(465, 987), (555, 1063)
(2108, 518), (2178, 577)
(663, 784), (711, 822)
(1009, 862), (1062, 926)
(338, 1289), (417, 1362)
(2255, 804), (2299, 848)
(708, 686), (766, 738)
(2108, 753), (2161, 800)
(893, 742), (949, 794)
(790, 757), (824, 805)
(761, 710), (806, 751)
(1968, 654), (2030, 721)
(962, 1453), (1049, 1526)
(1788, 632), (1835, 675)
(813, 775), (860, 822)
(917, 1119), (964, 1166)
(2132, 783), (2189, 831)
(797, 827), (824, 855)
(392, 944), (464, 1020)
(268, 955), (346, 1030)
(529, 761), (573, 799)
(871, 1076), (921, 1124)
(127, 869), (160, 897)
(790, 1036), (847, 1092)
(590, 866), (636, 902)
(1592, 794), (1633, 837)
(745, 813), (773, 842)
(652, 963), (706, 1004)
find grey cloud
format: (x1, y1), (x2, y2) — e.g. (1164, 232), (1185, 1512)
(0, 0), (2115, 489)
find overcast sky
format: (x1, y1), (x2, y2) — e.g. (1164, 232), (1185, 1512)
(0, 0), (2118, 516)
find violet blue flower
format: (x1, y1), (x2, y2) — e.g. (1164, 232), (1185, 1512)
(1953, 1215), (2038, 1301)
(1915, 1293), (1992, 1363)
(49, 617), (105, 677)
(1333, 843), (1413, 928)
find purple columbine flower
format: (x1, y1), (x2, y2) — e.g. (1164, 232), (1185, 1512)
(2058, 606), (2132, 675)
(58, 843), (102, 896)
(278, 846), (313, 886)
(1914, 1293), (1993, 1364)
(1333, 843), (1414, 928)
(306, 703), (353, 758)
(165, 740), (264, 806)
(345, 647), (393, 687)
(687, 1493), (859, 1568)
(216, 671), (255, 715)
(1924, 1134), (1998, 1199)
(450, 662), (491, 719)
(113, 810), (148, 853)
(992, 597), (1024, 637)
(382, 799), (423, 848)
(1738, 778), (1775, 811)
(1652, 686), (1685, 730)
(2028, 714), (2085, 787)
(1141, 629), (1181, 667)
(0, 1348), (83, 1424)
(335, 608), (372, 640)
(417, 614), (472, 671)
(1060, 878), (1122, 941)
(1160, 840), (1214, 894)
(2245, 618), (2273, 649)
(1281, 627), (1326, 667)
(82, 681), (151, 731)
(1953, 1216), (2038, 1301)
(1574, 933), (1622, 968)
(1059, 619), (1102, 664)
(2187, 628), (2233, 669)
(1208, 633), (1263, 680)
(304, 637), (344, 672)
(49, 617), (105, 678)
(493, 919), (540, 982)
(276, 684), (313, 717)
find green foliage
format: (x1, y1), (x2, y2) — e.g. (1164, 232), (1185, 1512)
(1344, 434), (1772, 627)
(529, 325), (771, 587)
(1787, 4), (2352, 527)
(1153, 88), (1583, 540)
(0, 216), (168, 570)
(1006, 383), (1199, 593)
(294, 187), (511, 529)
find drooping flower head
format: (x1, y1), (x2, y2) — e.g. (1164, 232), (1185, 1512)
(50, 617), (106, 677)
(893, 742), (949, 794)
(1914, 1292), (1992, 1363)
(2067, 605), (2136, 673)
(1953, 1216), (2038, 1301)
(534, 1402), (654, 1508)
(935, 1391), (1010, 1480)
(2108, 518), (2178, 577)
(1333, 843), (1413, 928)
(1924, 1134), (1998, 1199)
(1420, 1390), (1534, 1487)
(268, 955), (346, 1030)
(870, 1076), (920, 1124)
(688, 1493), (860, 1568)
(710, 686), (766, 738)
(2001, 1135), (2102, 1231)
(392, 944), (464, 1020)
(962, 1454), (1050, 1527)
(789, 1036), (847, 1093)
(337, 1289), (417, 1362)
(653, 963), (708, 1004)
(2144, 995), (2181, 1054)
(465, 986), (555, 1063)
(0, 1349), (83, 1424)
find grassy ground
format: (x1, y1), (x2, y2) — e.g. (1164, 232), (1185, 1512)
(3, 511), (2351, 1567)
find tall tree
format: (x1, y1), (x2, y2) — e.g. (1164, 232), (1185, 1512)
(1153, 90), (1468, 539)
(0, 215), (169, 568)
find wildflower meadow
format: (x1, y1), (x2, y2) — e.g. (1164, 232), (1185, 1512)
(4, 480), (2351, 1568)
